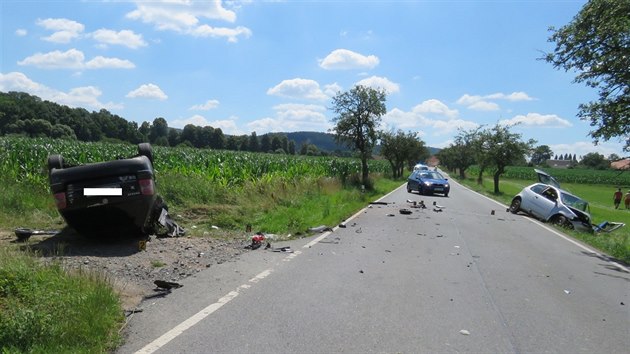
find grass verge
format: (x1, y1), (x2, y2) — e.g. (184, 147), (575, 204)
(0, 172), (403, 352)
(453, 175), (630, 264)
(0, 247), (123, 353)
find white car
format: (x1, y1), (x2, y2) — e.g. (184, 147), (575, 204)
(508, 169), (592, 232)
(413, 163), (429, 171)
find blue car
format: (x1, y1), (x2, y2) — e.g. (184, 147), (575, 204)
(407, 170), (450, 196)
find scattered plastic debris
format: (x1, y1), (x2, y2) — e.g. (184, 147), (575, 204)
(309, 225), (333, 233)
(399, 208), (412, 215)
(14, 228), (60, 241)
(154, 280), (183, 290)
(564, 289), (571, 294)
(459, 330), (470, 335)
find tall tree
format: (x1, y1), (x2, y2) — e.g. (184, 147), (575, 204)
(482, 124), (536, 193)
(544, 0), (630, 151)
(331, 85), (387, 188)
(531, 145), (554, 165)
(380, 130), (427, 178)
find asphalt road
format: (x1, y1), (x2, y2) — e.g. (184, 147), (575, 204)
(118, 178), (629, 353)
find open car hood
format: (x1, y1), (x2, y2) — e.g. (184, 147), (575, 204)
(535, 168), (561, 188)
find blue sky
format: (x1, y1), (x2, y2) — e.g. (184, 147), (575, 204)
(1, 0), (626, 158)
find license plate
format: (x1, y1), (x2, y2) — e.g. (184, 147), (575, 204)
(434, 187), (443, 191)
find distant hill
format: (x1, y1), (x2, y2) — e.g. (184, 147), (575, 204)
(282, 131), (440, 156)
(284, 131), (348, 152)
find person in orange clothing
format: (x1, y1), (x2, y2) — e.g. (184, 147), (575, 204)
(613, 188), (622, 209)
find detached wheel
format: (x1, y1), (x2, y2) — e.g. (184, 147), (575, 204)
(509, 198), (521, 214)
(551, 215), (573, 229)
(138, 143), (153, 164)
(47, 154), (64, 171)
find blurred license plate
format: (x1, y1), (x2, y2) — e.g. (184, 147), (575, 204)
(84, 187), (122, 196)
(434, 187), (443, 191)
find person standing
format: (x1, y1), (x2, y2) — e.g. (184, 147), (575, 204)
(625, 190), (630, 209)
(613, 187), (623, 209)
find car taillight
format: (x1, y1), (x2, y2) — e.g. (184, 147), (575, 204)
(54, 192), (67, 209)
(139, 179), (155, 195)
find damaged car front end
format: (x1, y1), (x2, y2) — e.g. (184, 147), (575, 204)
(508, 169), (593, 233)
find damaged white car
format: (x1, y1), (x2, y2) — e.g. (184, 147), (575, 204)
(508, 169), (593, 233)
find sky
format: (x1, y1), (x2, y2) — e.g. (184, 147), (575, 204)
(0, 0), (626, 158)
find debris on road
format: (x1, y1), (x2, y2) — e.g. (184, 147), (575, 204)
(245, 232), (266, 249)
(459, 330), (470, 335)
(308, 225), (333, 233)
(154, 280), (183, 290)
(399, 208), (412, 215)
(370, 201), (390, 205)
(14, 228), (60, 241)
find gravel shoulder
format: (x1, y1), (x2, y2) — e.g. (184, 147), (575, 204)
(0, 228), (250, 311)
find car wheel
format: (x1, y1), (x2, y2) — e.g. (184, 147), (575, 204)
(509, 198), (521, 214)
(407, 184), (412, 193)
(551, 215), (573, 229)
(138, 143), (153, 164)
(444, 193), (449, 197)
(47, 154), (64, 171)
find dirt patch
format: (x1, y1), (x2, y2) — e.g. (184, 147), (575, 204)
(0, 228), (248, 311)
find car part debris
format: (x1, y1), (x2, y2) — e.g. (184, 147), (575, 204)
(592, 221), (625, 233)
(399, 208), (412, 215)
(369, 201), (390, 205)
(433, 208), (443, 213)
(432, 201), (446, 209)
(14, 228), (60, 241)
(245, 232), (266, 249)
(308, 225), (332, 233)
(154, 280), (183, 290)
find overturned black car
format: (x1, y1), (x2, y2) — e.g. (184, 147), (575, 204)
(47, 143), (169, 237)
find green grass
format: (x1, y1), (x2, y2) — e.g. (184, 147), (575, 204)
(0, 248), (123, 353)
(454, 174), (630, 264)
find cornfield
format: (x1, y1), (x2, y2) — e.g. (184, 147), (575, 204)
(466, 165), (630, 186)
(0, 137), (392, 190)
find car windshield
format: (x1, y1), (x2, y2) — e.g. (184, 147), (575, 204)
(419, 171), (445, 180)
(561, 192), (589, 212)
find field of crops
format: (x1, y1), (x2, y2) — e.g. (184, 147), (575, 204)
(0, 136), (392, 190)
(466, 165), (630, 186)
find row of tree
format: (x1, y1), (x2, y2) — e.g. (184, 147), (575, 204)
(0, 91), (333, 156)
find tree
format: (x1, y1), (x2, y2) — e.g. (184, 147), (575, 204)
(531, 145), (554, 165)
(149, 117), (169, 144)
(331, 85), (387, 188)
(480, 124), (535, 193)
(442, 128), (480, 179)
(580, 152), (609, 169)
(248, 132), (259, 152)
(544, 0), (630, 151)
(380, 130), (427, 178)
(260, 134), (271, 153)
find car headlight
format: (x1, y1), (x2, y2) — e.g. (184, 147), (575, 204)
(424, 181), (432, 186)
(445, 184), (449, 188)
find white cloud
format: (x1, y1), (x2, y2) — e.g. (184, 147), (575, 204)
(190, 99), (220, 111)
(246, 103), (331, 134)
(412, 99), (459, 119)
(190, 25), (252, 42)
(383, 100), (477, 137)
(500, 113), (572, 128)
(85, 56), (136, 69)
(0, 71), (122, 110)
(355, 76), (400, 94)
(15, 29), (27, 36)
(126, 0), (251, 42)
(90, 29), (148, 49)
(468, 101), (500, 111)
(457, 91), (535, 111)
(319, 49), (379, 70)
(267, 78), (328, 100)
(126, 83), (168, 100)
(323, 83), (342, 97)
(207, 117), (243, 135)
(18, 49), (135, 70)
(18, 49), (85, 69)
(36, 18), (84, 43)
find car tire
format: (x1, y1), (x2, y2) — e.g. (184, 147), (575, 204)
(551, 215), (573, 229)
(509, 198), (521, 214)
(47, 154), (64, 171)
(407, 185), (412, 193)
(138, 143), (153, 164)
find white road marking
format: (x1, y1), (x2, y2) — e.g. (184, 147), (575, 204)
(135, 183), (408, 353)
(134, 268), (273, 354)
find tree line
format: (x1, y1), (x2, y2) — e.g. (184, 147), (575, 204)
(0, 91), (340, 155)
